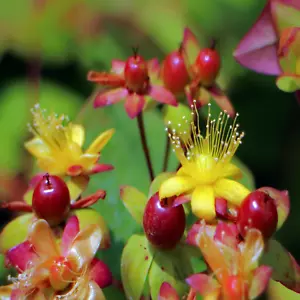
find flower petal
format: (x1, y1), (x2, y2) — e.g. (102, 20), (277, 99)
(258, 187), (290, 230)
(186, 274), (219, 296)
(208, 84), (235, 118)
(124, 94), (145, 119)
(67, 224), (102, 272)
(249, 265), (272, 299)
(0, 284), (13, 299)
(214, 178), (250, 206)
(87, 71), (125, 87)
(6, 241), (38, 272)
(29, 219), (60, 259)
(159, 176), (196, 199)
(71, 189), (106, 209)
(67, 175), (89, 201)
(191, 185), (216, 220)
(148, 85), (178, 106)
(71, 124), (85, 147)
(61, 216), (80, 256)
(221, 163), (242, 179)
(89, 258), (113, 288)
(233, 3), (281, 75)
(93, 88), (128, 108)
(88, 163), (114, 175)
(214, 222), (239, 249)
(85, 128), (115, 155)
(0, 213), (34, 253)
(276, 74), (300, 92)
(24, 137), (51, 159)
(158, 282), (179, 300)
(86, 281), (106, 300)
(111, 59), (125, 74)
(148, 172), (175, 198)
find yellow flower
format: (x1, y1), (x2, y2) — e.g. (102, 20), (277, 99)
(25, 104), (114, 177)
(159, 102), (250, 220)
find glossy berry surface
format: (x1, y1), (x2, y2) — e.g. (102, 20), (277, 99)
(124, 55), (149, 93)
(161, 49), (189, 94)
(223, 275), (248, 300)
(143, 192), (185, 249)
(32, 174), (71, 226)
(194, 48), (221, 86)
(237, 191), (278, 239)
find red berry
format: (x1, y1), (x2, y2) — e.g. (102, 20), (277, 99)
(143, 193), (185, 249)
(161, 48), (189, 94)
(32, 174), (70, 226)
(124, 55), (149, 93)
(237, 191), (278, 239)
(223, 275), (248, 300)
(194, 48), (221, 86)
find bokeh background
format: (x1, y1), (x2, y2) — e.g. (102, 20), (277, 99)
(0, 0), (299, 297)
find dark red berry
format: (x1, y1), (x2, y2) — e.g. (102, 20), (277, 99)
(124, 55), (149, 93)
(32, 174), (70, 226)
(194, 48), (221, 86)
(161, 48), (189, 94)
(237, 191), (278, 239)
(143, 193), (185, 249)
(223, 275), (248, 300)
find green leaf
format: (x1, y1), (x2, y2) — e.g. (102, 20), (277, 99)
(148, 244), (192, 299)
(276, 75), (300, 93)
(121, 234), (154, 300)
(268, 279), (300, 300)
(260, 239), (300, 292)
(120, 185), (147, 226)
(148, 172), (174, 198)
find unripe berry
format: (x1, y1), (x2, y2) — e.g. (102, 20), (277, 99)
(143, 193), (185, 249)
(161, 47), (189, 94)
(124, 55), (149, 93)
(237, 190), (278, 240)
(32, 174), (70, 226)
(194, 48), (221, 86)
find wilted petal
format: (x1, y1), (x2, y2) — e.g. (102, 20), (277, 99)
(29, 219), (59, 259)
(111, 60), (125, 74)
(208, 85), (235, 118)
(88, 163), (114, 175)
(124, 94), (145, 119)
(186, 274), (219, 296)
(67, 224), (102, 272)
(214, 178), (250, 206)
(93, 88), (128, 108)
(89, 258), (112, 288)
(71, 189), (106, 209)
(149, 85), (178, 106)
(6, 241), (38, 272)
(233, 3), (281, 75)
(71, 124), (85, 147)
(61, 216), (80, 256)
(85, 129), (115, 155)
(159, 176), (196, 199)
(191, 185), (216, 220)
(249, 265), (272, 299)
(158, 282), (179, 300)
(214, 222), (239, 249)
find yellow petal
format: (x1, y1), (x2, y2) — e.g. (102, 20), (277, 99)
(214, 178), (250, 206)
(24, 137), (50, 158)
(29, 219), (60, 259)
(37, 157), (63, 175)
(0, 284), (13, 299)
(85, 129), (115, 155)
(78, 153), (99, 170)
(159, 176), (196, 199)
(222, 163), (242, 179)
(67, 176), (89, 201)
(191, 186), (216, 220)
(176, 166), (187, 176)
(71, 124), (85, 147)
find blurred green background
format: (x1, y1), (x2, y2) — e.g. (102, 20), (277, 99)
(0, 0), (299, 296)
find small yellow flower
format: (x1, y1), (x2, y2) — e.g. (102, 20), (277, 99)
(159, 102), (250, 220)
(25, 104), (114, 177)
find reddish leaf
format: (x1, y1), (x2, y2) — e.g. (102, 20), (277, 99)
(158, 282), (179, 300)
(149, 85), (178, 106)
(87, 71), (125, 87)
(249, 265), (273, 299)
(71, 189), (106, 209)
(186, 273), (219, 295)
(93, 88), (128, 108)
(88, 163), (114, 175)
(124, 94), (145, 119)
(214, 222), (239, 250)
(61, 216), (80, 256)
(233, 3), (281, 75)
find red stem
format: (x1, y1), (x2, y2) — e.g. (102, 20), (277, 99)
(137, 113), (154, 182)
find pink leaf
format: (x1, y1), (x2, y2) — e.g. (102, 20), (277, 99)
(158, 282), (179, 300)
(249, 265), (272, 299)
(88, 163), (114, 175)
(6, 241), (38, 272)
(111, 60), (125, 74)
(124, 94), (145, 119)
(89, 258), (113, 288)
(93, 88), (128, 108)
(214, 222), (239, 249)
(61, 216), (80, 256)
(149, 85), (178, 106)
(186, 273), (218, 295)
(70, 189), (106, 209)
(208, 84), (235, 117)
(233, 3), (281, 75)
